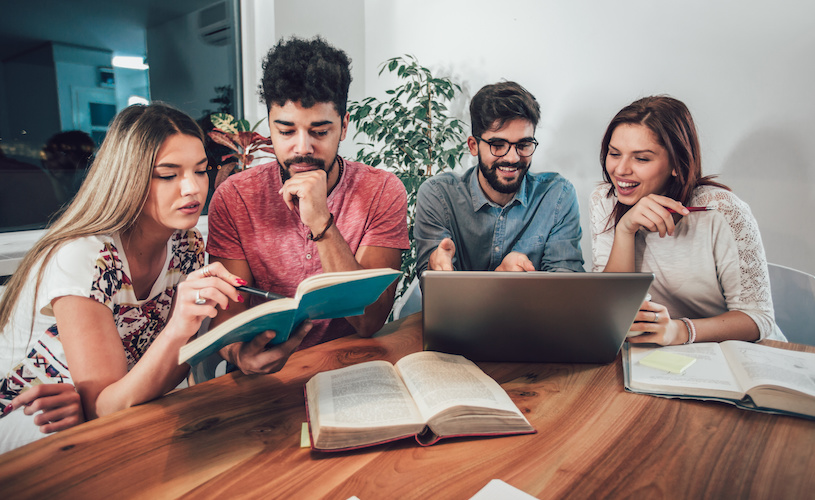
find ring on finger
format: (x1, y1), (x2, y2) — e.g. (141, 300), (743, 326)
(195, 289), (206, 305)
(653, 312), (659, 322)
(201, 266), (212, 278)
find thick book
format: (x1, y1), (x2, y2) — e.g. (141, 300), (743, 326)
(622, 341), (815, 419)
(179, 268), (401, 366)
(304, 351), (535, 451)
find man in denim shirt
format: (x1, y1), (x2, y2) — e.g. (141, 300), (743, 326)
(415, 81), (584, 275)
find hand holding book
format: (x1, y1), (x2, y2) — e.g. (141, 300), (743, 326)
(179, 268), (402, 367)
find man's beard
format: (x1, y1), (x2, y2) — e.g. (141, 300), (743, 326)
(478, 154), (529, 194)
(280, 155), (333, 182)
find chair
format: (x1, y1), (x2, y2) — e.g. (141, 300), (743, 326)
(391, 277), (422, 320)
(767, 263), (815, 346)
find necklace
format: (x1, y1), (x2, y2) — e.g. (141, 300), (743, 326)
(328, 155), (344, 195)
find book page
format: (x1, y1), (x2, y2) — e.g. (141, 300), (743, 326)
(394, 351), (522, 421)
(628, 343), (745, 399)
(295, 268), (401, 298)
(308, 360), (424, 428)
(722, 341), (815, 398)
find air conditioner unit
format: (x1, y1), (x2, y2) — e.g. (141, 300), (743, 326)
(198, 1), (232, 46)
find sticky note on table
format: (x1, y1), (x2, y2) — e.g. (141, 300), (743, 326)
(300, 422), (310, 448)
(639, 351), (696, 374)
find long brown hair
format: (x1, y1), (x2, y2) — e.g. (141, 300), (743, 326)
(600, 95), (728, 225)
(0, 103), (204, 335)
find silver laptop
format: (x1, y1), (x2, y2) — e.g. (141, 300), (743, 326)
(421, 271), (654, 364)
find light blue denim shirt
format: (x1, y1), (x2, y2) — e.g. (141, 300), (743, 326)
(415, 166), (584, 276)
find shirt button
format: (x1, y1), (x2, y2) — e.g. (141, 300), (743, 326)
(499, 216), (504, 220)
(306, 253), (312, 260)
(494, 246), (500, 252)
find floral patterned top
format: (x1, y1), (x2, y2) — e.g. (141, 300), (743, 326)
(0, 229), (204, 450)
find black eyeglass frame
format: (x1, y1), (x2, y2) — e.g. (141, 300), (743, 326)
(474, 136), (538, 158)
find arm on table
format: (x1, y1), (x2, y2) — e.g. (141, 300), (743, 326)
(55, 263), (242, 419)
(628, 301), (760, 345)
(10, 383), (84, 434)
(314, 232), (402, 337)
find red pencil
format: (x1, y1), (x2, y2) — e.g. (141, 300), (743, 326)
(668, 206), (714, 214)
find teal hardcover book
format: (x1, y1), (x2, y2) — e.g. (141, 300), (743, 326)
(179, 268), (401, 366)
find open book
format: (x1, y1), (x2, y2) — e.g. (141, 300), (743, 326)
(179, 268), (401, 366)
(623, 341), (815, 419)
(305, 351), (535, 451)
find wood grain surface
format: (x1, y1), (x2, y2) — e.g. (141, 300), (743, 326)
(1, 313), (813, 499)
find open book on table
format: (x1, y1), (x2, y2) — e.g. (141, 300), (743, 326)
(179, 268), (401, 367)
(305, 351), (535, 451)
(622, 341), (815, 419)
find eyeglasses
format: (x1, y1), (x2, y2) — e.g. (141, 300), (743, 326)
(475, 136), (538, 158)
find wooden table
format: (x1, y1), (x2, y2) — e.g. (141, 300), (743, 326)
(2, 313), (814, 499)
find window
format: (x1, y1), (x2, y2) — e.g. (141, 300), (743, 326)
(0, 0), (241, 279)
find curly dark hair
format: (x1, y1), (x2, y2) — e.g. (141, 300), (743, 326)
(470, 81), (540, 137)
(260, 36), (352, 116)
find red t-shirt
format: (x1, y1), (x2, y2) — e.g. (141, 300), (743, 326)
(207, 159), (409, 348)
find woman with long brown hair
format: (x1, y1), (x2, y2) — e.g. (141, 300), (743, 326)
(590, 96), (784, 345)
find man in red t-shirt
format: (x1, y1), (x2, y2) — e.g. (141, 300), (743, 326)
(207, 37), (409, 375)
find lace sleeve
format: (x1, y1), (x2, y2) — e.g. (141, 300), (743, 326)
(695, 187), (780, 340)
(589, 184), (615, 272)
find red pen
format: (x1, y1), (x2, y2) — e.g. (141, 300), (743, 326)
(668, 206), (714, 214)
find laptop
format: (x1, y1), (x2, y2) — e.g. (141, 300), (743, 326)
(421, 271), (654, 364)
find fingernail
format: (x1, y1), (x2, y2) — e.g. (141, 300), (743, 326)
(236, 278), (247, 285)
(237, 295), (244, 303)
(225, 304), (230, 310)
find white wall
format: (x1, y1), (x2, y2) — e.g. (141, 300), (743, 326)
(242, 0), (815, 274)
(241, 0), (366, 157)
(147, 1), (238, 121)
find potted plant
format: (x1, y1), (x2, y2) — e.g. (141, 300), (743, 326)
(207, 113), (275, 188)
(348, 55), (469, 298)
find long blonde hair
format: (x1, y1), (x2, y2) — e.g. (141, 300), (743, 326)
(0, 103), (205, 333)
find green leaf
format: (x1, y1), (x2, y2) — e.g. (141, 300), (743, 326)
(211, 113), (240, 134)
(250, 117), (266, 132)
(349, 54), (466, 304)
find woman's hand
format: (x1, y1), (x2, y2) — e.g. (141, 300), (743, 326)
(616, 194), (689, 238)
(627, 300), (689, 346)
(10, 383), (85, 433)
(166, 262), (247, 341)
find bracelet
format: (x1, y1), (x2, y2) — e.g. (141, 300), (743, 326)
(680, 317), (697, 344)
(308, 213), (334, 241)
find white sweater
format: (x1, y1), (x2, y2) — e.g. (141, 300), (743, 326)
(590, 184), (785, 341)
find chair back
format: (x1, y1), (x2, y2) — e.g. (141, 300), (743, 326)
(391, 277), (422, 320)
(768, 263), (815, 346)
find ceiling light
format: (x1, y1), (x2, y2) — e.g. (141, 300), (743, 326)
(112, 56), (149, 70)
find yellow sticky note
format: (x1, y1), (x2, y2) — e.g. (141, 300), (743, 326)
(300, 422), (311, 448)
(639, 351), (696, 374)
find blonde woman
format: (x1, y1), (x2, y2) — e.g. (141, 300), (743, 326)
(0, 104), (248, 453)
